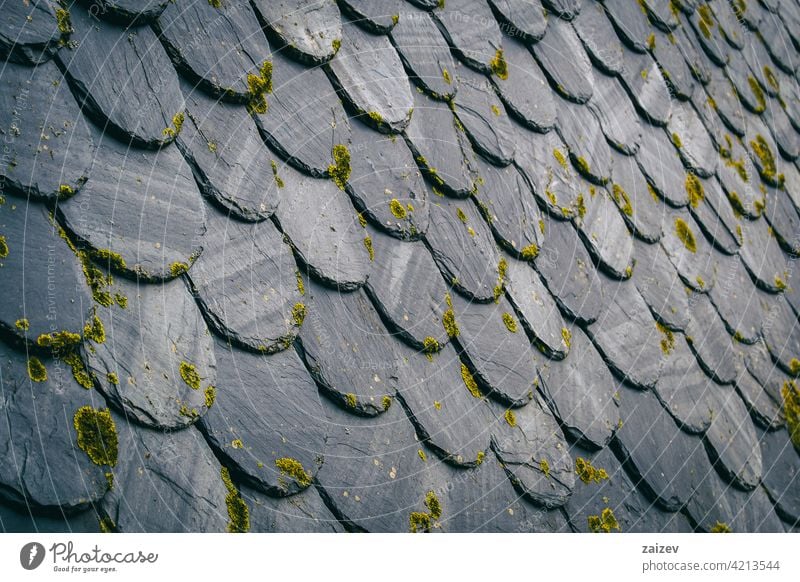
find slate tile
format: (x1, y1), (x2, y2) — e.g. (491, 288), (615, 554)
(531, 16), (594, 104)
(0, 0), (62, 65)
(780, 0), (800, 49)
(315, 397), (432, 532)
(762, 182), (800, 255)
(490, 38), (556, 134)
(298, 282), (396, 416)
(0, 503), (102, 533)
(537, 324), (621, 448)
(743, 110), (786, 188)
(58, 128), (205, 282)
(199, 340), (326, 496)
(534, 217), (605, 324)
(609, 148), (665, 242)
(574, 185), (634, 279)
(177, 85), (278, 222)
(781, 161), (800, 216)
(619, 47), (673, 126)
(448, 291), (539, 406)
(404, 89), (476, 197)
(84, 0), (169, 25)
(759, 9), (796, 73)
(740, 337), (794, 405)
(395, 341), (496, 467)
(187, 209), (301, 353)
(587, 72), (643, 155)
(685, 473), (784, 532)
(736, 0), (767, 30)
(734, 364), (784, 430)
(0, 343), (108, 511)
(566, 446), (693, 533)
(673, 24), (712, 85)
(541, 0), (581, 19)
(761, 295), (800, 375)
(660, 209), (717, 291)
(242, 484), (343, 532)
(667, 100), (718, 177)
(556, 98), (613, 184)
(347, 119), (429, 239)
(726, 56), (769, 116)
(251, 0), (342, 65)
(0, 203), (93, 347)
(709, 253), (774, 343)
(642, 0), (681, 31)
(603, 0), (653, 53)
(390, 5), (457, 100)
(270, 163), (371, 290)
(685, 291), (739, 384)
(650, 28), (698, 101)
(632, 238), (692, 331)
(328, 19), (414, 133)
(764, 98), (800, 161)
(487, 0), (548, 43)
(424, 195), (501, 302)
(758, 426), (800, 525)
(611, 385), (713, 511)
(452, 65), (517, 164)
(434, 0), (503, 73)
(472, 156), (544, 260)
(710, 0), (747, 49)
(655, 334), (729, 434)
(588, 277), (663, 389)
(687, 174), (742, 255)
(716, 134), (764, 219)
(57, 7), (183, 148)
(363, 227), (450, 350)
(101, 417), (229, 532)
(737, 214), (789, 293)
(686, 2), (731, 66)
(505, 258), (569, 359)
(0, 60), (95, 201)
(84, 276), (216, 430)
(741, 34), (781, 98)
(156, 0), (271, 101)
(338, 0), (402, 34)
(572, 1), (624, 75)
(490, 396), (575, 509)
(252, 47), (351, 177)
(636, 123), (690, 206)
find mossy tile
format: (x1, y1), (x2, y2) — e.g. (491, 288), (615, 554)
(338, 0), (403, 34)
(556, 98), (612, 184)
(603, 0), (653, 53)
(241, 484), (343, 532)
(251, 0), (341, 65)
(433, 0), (503, 73)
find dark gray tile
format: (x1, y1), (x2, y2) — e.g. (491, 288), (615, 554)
(609, 148), (665, 242)
(632, 238), (691, 331)
(685, 2), (731, 66)
(488, 0), (547, 43)
(738, 214), (789, 293)
(758, 426), (800, 525)
(636, 126), (690, 206)
(541, 0), (581, 19)
(587, 72), (642, 155)
(85, 0), (169, 24)
(251, 0), (342, 64)
(686, 475), (784, 532)
(532, 17), (594, 104)
(667, 101), (718, 177)
(650, 28), (697, 101)
(761, 295), (800, 375)
(685, 292), (739, 384)
(338, 0), (402, 34)
(434, 0), (503, 73)
(242, 484), (343, 532)
(619, 48), (673, 126)
(574, 186), (634, 279)
(556, 98), (612, 184)
(603, 0), (653, 53)
(572, 1), (624, 75)
(660, 209), (717, 292)
(0, 0), (62, 65)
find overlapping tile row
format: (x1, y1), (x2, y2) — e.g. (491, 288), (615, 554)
(0, 0), (799, 533)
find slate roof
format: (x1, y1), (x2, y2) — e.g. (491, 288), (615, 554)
(1, 0), (800, 534)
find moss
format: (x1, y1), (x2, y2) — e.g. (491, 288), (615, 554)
(107, 372), (119, 385)
(502, 312), (518, 333)
(63, 352), (93, 389)
(552, 148), (568, 170)
(0, 235), (7, 258)
(27, 357), (47, 382)
(782, 380), (800, 450)
(442, 67), (452, 84)
(561, 327), (571, 350)
(504, 409), (516, 427)
(344, 393), (357, 409)
(389, 198), (407, 219)
(763, 65), (779, 92)
(697, 3), (714, 39)
(327, 144), (351, 190)
(775, 275), (787, 291)
(93, 248), (126, 271)
(491, 104), (502, 116)
(647, 182), (660, 202)
(59, 184), (74, 197)
(750, 134), (781, 185)
(37, 330), (81, 351)
(520, 243), (539, 261)
(789, 358), (800, 376)
(275, 457), (312, 487)
(493, 258), (508, 302)
(675, 217), (697, 253)
(754, 197), (766, 215)
(270, 160), (285, 188)
(205, 385), (217, 408)
(15, 318), (29, 331)
(231, 439), (244, 449)
(671, 132), (682, 149)
(476, 450), (485, 465)
(575, 457), (609, 484)
(711, 521), (732, 533)
(114, 293), (128, 309)
(296, 272), (305, 296)
(576, 194), (586, 219)
(685, 173), (705, 208)
(409, 512), (431, 533)
(611, 183), (633, 217)
(575, 156), (591, 176)
(246, 60), (273, 114)
(221, 467), (250, 533)
(363, 236), (374, 261)
(55, 7), (73, 35)
(99, 516), (115, 533)
(657, 322), (675, 355)
(490, 48), (508, 80)
(83, 314), (106, 344)
(382, 395), (392, 410)
(179, 361), (201, 390)
(418, 449), (427, 461)
(433, 400), (441, 410)
(331, 38), (341, 53)
(162, 112), (184, 138)
(423, 336), (440, 354)
(461, 363), (482, 399)
(74, 406), (118, 466)
(732, 0), (746, 18)
(455, 207), (468, 224)
(539, 459), (551, 478)
(442, 307), (459, 338)
(292, 302), (306, 327)
(747, 76), (766, 112)
(588, 507), (620, 533)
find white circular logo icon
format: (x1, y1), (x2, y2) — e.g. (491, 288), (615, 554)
(20, 542), (45, 570)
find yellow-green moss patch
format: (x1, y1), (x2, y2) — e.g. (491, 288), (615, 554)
(504, 409), (516, 427)
(611, 183), (633, 216)
(328, 144), (351, 190)
(179, 361), (201, 390)
(28, 357), (47, 382)
(83, 314), (106, 344)
(575, 457), (609, 484)
(246, 60), (273, 114)
(782, 380), (800, 450)
(711, 521), (732, 533)
(389, 198), (407, 219)
(685, 173), (704, 208)
(588, 507), (620, 532)
(657, 322), (675, 355)
(15, 318), (29, 331)
(490, 48), (508, 80)
(275, 457), (312, 487)
(461, 363), (482, 399)
(37, 330), (81, 352)
(205, 385), (217, 408)
(292, 302), (306, 327)
(520, 243), (539, 261)
(0, 235), (8, 259)
(502, 312), (518, 333)
(675, 217), (697, 253)
(74, 406), (118, 466)
(221, 466), (250, 532)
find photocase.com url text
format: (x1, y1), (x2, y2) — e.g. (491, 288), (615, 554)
(642, 560), (782, 574)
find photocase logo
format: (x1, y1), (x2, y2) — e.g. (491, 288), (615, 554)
(20, 542), (46, 570)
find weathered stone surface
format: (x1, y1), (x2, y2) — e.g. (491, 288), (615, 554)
(743, 113), (785, 187)
(574, 187), (634, 279)
(632, 238), (691, 331)
(759, 10), (796, 73)
(711, 0), (746, 48)
(0, 344), (108, 511)
(619, 48), (672, 126)
(532, 17), (594, 104)
(734, 365), (784, 430)
(103, 418), (228, 532)
(557, 98), (612, 184)
(758, 427), (800, 525)
(0, 60), (95, 201)
(434, 0), (503, 73)
(338, 0), (402, 34)
(538, 324), (621, 448)
(674, 24), (712, 85)
(178, 85), (278, 222)
(725, 57), (768, 116)
(765, 99), (800, 161)
(156, 1), (271, 101)
(588, 71), (642, 155)
(541, 0), (581, 19)
(740, 338), (794, 406)
(188, 210), (300, 353)
(636, 128), (690, 206)
(639, 0), (680, 30)
(86, 276), (216, 429)
(424, 196), (501, 302)
(328, 20), (413, 133)
(660, 209), (717, 292)
(716, 134), (763, 220)
(243, 484), (342, 532)
(200, 340), (326, 496)
(572, 1), (624, 75)
(0, 0), (62, 65)
(709, 253), (772, 344)
(364, 229), (450, 350)
(686, 1), (731, 66)
(603, 0), (653, 53)
(270, 164), (371, 291)
(667, 101), (718, 177)
(609, 148), (665, 242)
(685, 292), (739, 385)
(588, 277), (663, 389)
(0, 503), (102, 533)
(252, 0), (341, 64)
(487, 0), (547, 43)
(650, 28), (697, 101)
(298, 282), (395, 416)
(0, 203), (92, 346)
(737, 215), (789, 293)
(686, 475), (785, 532)
(761, 296), (800, 376)
(704, 67), (746, 137)
(58, 128), (205, 282)
(58, 9), (183, 147)
(85, 0), (169, 24)
(688, 175), (741, 255)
